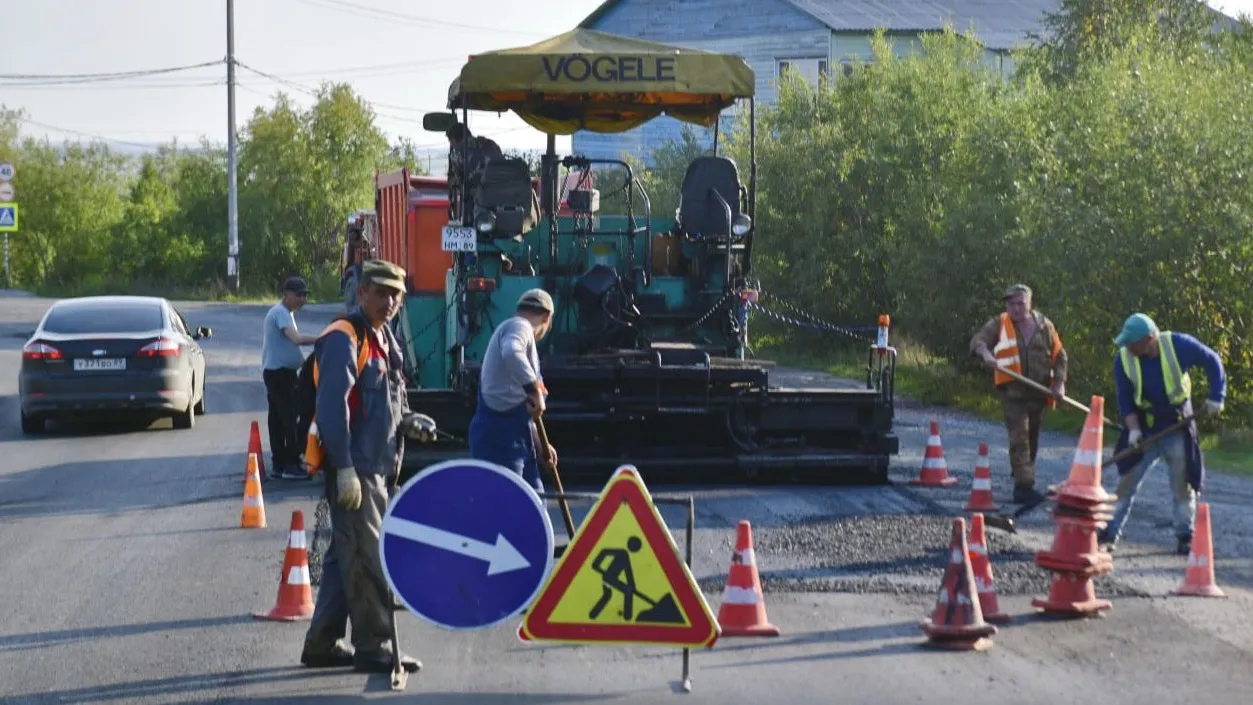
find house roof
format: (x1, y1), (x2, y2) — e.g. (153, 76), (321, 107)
(577, 1), (1242, 52)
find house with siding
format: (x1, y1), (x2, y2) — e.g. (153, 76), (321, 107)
(569, 0), (1066, 165)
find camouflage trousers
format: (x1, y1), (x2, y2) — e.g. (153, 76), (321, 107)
(1000, 395), (1046, 492)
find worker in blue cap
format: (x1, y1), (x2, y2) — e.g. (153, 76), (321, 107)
(1100, 313), (1226, 555)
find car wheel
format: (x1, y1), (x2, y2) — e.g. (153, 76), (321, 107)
(173, 382), (195, 429)
(20, 410), (45, 435)
(194, 381), (206, 415)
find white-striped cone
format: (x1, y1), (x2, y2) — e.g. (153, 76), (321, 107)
(911, 420), (958, 487)
(964, 442), (999, 511)
(253, 510), (315, 621)
(717, 520), (780, 637)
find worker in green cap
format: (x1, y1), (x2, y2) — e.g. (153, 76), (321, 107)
(1100, 312), (1226, 555)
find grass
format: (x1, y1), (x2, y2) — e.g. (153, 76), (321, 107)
(754, 333), (1253, 480)
(28, 270), (345, 306)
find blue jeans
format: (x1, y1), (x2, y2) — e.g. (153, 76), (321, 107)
(468, 396), (545, 494)
(1104, 432), (1197, 541)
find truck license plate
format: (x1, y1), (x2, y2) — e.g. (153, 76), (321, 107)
(74, 358), (126, 371)
(441, 226), (477, 252)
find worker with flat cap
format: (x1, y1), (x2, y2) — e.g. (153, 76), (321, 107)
(970, 283), (1068, 506)
(1100, 312), (1226, 556)
(468, 288), (557, 493)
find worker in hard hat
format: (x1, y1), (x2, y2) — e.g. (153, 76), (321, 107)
(1099, 313), (1226, 556)
(969, 283), (1068, 506)
(468, 289), (557, 493)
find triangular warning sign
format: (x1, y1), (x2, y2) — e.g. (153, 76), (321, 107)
(520, 465), (720, 649)
(0, 207), (14, 228)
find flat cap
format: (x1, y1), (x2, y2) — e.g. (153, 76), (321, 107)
(517, 288), (554, 313)
(283, 276), (309, 294)
(360, 259), (407, 292)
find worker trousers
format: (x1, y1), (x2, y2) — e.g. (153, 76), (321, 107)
(1103, 433), (1196, 542)
(1001, 395), (1046, 493)
(304, 471), (394, 659)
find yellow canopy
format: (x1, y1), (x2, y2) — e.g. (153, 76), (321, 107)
(446, 29), (756, 135)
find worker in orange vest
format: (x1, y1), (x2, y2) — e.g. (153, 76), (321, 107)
(969, 283), (1068, 505)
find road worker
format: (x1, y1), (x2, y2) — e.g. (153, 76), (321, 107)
(446, 123), (504, 220)
(468, 288), (557, 493)
(969, 284), (1068, 506)
(301, 259), (435, 674)
(1099, 313), (1226, 556)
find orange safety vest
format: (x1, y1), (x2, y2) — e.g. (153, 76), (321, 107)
(303, 319), (372, 475)
(993, 312), (1063, 408)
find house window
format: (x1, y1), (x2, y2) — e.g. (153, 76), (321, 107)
(777, 57), (829, 88)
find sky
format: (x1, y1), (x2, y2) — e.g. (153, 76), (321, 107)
(2, 0), (1251, 176)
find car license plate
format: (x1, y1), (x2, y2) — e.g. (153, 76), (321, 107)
(74, 358), (126, 371)
(441, 225), (477, 252)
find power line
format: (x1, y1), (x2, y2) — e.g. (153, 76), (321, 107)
(292, 0), (550, 38)
(0, 60), (225, 84)
(16, 116), (197, 151)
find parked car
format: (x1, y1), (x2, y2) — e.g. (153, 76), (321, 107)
(18, 295), (212, 434)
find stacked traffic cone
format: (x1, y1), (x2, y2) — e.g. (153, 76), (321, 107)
(964, 443), (999, 512)
(911, 420), (958, 487)
(716, 520), (780, 637)
(1175, 503), (1226, 598)
(966, 513), (1011, 624)
(254, 510), (315, 621)
(919, 517), (998, 651)
(241, 453), (267, 529)
(247, 421), (267, 478)
(1031, 395), (1114, 617)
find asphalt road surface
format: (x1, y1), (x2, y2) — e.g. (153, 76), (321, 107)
(2, 295), (1252, 704)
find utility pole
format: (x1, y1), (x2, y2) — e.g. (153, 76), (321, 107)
(226, 0), (240, 292)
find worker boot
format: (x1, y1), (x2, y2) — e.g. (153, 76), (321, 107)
(1176, 534), (1192, 556)
(300, 639), (355, 668)
(353, 648), (422, 674)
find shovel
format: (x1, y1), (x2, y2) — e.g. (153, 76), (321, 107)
(983, 413), (1197, 533)
(997, 366), (1124, 431)
(534, 414), (577, 556)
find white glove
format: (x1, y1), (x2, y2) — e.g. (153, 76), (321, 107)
(1204, 400), (1224, 416)
(336, 468), (362, 511)
(1128, 429), (1143, 447)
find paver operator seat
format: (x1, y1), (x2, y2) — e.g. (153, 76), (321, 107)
(674, 155), (751, 240)
(473, 156), (540, 241)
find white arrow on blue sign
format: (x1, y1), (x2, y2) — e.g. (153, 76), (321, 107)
(380, 458), (555, 630)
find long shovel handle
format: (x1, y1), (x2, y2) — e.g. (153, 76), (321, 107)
(534, 415), (577, 541)
(997, 367), (1124, 431)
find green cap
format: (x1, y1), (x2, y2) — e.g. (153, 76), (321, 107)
(360, 259), (407, 292)
(1113, 313), (1158, 346)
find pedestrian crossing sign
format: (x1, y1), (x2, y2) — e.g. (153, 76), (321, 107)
(518, 465), (720, 648)
(0, 203), (16, 232)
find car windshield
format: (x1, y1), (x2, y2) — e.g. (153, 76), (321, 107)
(42, 301), (164, 334)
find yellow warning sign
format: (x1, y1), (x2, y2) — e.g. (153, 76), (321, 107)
(520, 465), (719, 648)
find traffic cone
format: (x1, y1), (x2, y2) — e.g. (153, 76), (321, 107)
(1175, 503), (1226, 598)
(919, 517), (997, 651)
(716, 520), (780, 637)
(254, 510), (315, 621)
(1031, 571), (1112, 617)
(248, 421), (267, 478)
(966, 514), (1011, 624)
(241, 453), (267, 529)
(910, 420), (958, 487)
(964, 443), (999, 512)
(1052, 396), (1115, 506)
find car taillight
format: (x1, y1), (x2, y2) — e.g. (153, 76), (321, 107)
(22, 341), (63, 361)
(138, 338), (181, 357)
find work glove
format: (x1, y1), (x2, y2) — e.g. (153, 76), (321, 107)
(398, 412), (438, 443)
(336, 468), (362, 511)
(1127, 429), (1143, 447)
(1204, 399), (1224, 416)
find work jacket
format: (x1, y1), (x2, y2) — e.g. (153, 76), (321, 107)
(971, 311), (1067, 405)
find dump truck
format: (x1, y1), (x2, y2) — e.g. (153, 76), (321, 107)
(376, 29), (899, 485)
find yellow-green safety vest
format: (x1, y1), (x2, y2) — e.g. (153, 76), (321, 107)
(1119, 331), (1192, 411)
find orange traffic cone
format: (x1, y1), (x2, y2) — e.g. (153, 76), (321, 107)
(241, 453), (267, 529)
(1052, 396), (1115, 506)
(717, 520), (780, 637)
(911, 420), (958, 487)
(964, 443), (999, 512)
(919, 517), (997, 651)
(254, 510), (315, 621)
(248, 420), (267, 478)
(1175, 503), (1226, 598)
(966, 514), (1010, 624)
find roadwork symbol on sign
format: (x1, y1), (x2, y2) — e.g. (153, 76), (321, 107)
(0, 204), (16, 232)
(379, 459), (555, 631)
(520, 465), (720, 648)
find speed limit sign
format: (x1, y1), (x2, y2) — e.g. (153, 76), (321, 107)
(0, 163), (13, 182)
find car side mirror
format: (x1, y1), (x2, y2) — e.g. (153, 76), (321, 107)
(194, 327), (213, 339)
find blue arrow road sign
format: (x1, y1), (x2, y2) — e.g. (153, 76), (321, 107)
(380, 458), (555, 631)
